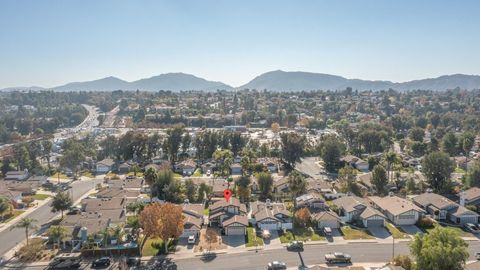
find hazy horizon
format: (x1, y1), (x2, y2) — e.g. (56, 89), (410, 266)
(1, 0), (480, 88)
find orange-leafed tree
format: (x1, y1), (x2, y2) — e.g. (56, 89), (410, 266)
(139, 202), (184, 254)
(271, 122), (280, 133)
(296, 207), (311, 227)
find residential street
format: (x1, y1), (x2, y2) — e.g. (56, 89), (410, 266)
(0, 178), (101, 258)
(173, 241), (480, 270)
(295, 157), (325, 179)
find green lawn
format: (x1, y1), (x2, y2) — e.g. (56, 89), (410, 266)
(192, 169), (202, 177)
(173, 173), (183, 178)
(340, 225), (375, 240)
(279, 228), (324, 243)
(50, 172), (69, 179)
(454, 167), (466, 174)
(424, 224), (473, 237)
(82, 171), (94, 178)
(31, 194), (50, 200)
(142, 237), (177, 256)
(385, 223), (409, 239)
(126, 171), (144, 177)
(0, 210), (25, 223)
(203, 208), (209, 215)
(106, 172), (117, 177)
(245, 227), (264, 247)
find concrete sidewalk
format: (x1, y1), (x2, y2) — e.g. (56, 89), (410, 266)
(0, 197), (53, 233)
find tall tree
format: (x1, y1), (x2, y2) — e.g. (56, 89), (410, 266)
(296, 208), (311, 227)
(47, 225), (67, 249)
(383, 151), (399, 181)
(41, 140), (53, 174)
(410, 226), (468, 270)
(236, 175), (251, 203)
(139, 203), (184, 254)
(466, 160), (480, 188)
(288, 171), (307, 202)
(442, 132), (458, 156)
(51, 192), (73, 218)
(422, 151), (454, 194)
(319, 135), (344, 172)
(0, 196), (13, 220)
(165, 125), (185, 164)
(409, 127), (425, 142)
(184, 179), (197, 203)
(144, 167), (157, 197)
(10, 217), (37, 245)
(338, 165), (362, 196)
(213, 149), (233, 177)
(257, 172), (273, 200)
(371, 165), (388, 195)
(280, 132), (306, 169)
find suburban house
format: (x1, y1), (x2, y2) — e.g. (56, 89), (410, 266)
(201, 160), (216, 174)
(310, 210), (341, 229)
(273, 177), (289, 194)
(174, 159), (197, 175)
(369, 195), (425, 225)
(461, 187), (480, 209)
(4, 170), (29, 181)
(0, 188), (23, 206)
(212, 179), (229, 197)
(180, 203), (204, 238)
(332, 195), (386, 227)
(295, 193), (325, 209)
(307, 178), (334, 194)
(230, 163), (242, 175)
(208, 197), (248, 235)
(341, 155), (369, 172)
(118, 161), (133, 174)
(250, 200), (292, 230)
(257, 158), (278, 173)
(412, 192), (479, 225)
(96, 158), (115, 174)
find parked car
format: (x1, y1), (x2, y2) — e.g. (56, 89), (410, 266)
(267, 261), (287, 270)
(464, 223), (480, 234)
(48, 258), (81, 269)
(286, 241), (304, 251)
(92, 257), (111, 267)
(188, 235), (196, 244)
(126, 257), (141, 266)
(126, 175), (135, 179)
(324, 227), (332, 236)
(475, 252), (480, 260)
(325, 252), (351, 264)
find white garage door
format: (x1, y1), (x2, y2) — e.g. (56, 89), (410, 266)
(227, 226), (246, 235)
(259, 223), (279, 231)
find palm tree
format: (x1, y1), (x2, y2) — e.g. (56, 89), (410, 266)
(47, 225), (67, 249)
(144, 168), (157, 197)
(110, 225), (125, 244)
(98, 228), (111, 248)
(384, 151), (399, 182)
(11, 217), (38, 245)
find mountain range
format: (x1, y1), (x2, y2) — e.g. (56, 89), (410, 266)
(3, 70), (480, 92)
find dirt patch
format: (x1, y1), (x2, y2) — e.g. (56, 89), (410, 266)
(194, 228), (227, 252)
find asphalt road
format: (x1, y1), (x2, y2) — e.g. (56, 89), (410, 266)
(173, 241), (480, 270)
(295, 157), (325, 179)
(0, 178), (101, 257)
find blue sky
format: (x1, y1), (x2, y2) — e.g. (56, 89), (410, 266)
(1, 0), (479, 88)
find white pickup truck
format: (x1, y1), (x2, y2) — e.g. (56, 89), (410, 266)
(325, 252), (352, 264)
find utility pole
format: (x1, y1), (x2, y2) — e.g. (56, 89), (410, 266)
(392, 236), (395, 262)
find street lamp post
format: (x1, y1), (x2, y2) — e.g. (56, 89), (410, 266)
(392, 235), (395, 262)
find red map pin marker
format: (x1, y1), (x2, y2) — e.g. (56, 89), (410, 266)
(223, 189), (232, 202)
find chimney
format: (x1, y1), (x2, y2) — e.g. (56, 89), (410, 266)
(460, 191), (466, 207)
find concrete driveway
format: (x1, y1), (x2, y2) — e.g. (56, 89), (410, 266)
(399, 225), (423, 236)
(327, 228), (345, 243)
(175, 237), (196, 255)
(222, 235), (245, 248)
(368, 226), (392, 239)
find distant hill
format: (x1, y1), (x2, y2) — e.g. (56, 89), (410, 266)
(53, 76), (130, 92)
(239, 70), (480, 91)
(131, 73), (232, 91)
(3, 71), (480, 92)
